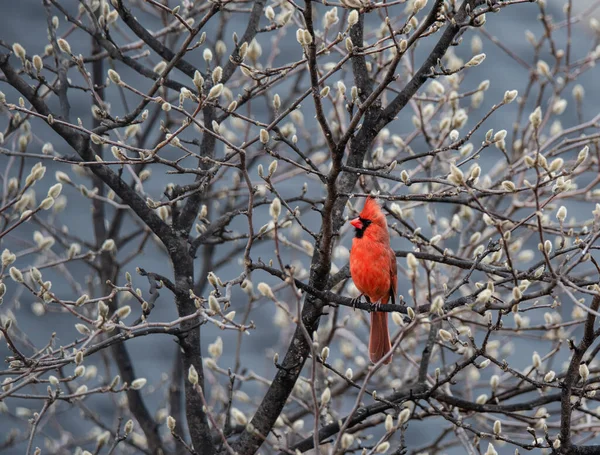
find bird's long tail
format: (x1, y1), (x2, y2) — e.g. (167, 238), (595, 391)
(369, 309), (392, 364)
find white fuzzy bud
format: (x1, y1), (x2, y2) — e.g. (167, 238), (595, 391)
(57, 38), (71, 54)
(532, 351), (541, 369)
(376, 442), (390, 453)
(268, 160), (278, 176)
(553, 98), (567, 115)
(193, 70), (204, 90)
(208, 337), (223, 358)
(108, 69), (121, 84)
(512, 287), (522, 300)
(493, 420), (501, 435)
(257, 282), (275, 299)
(131, 378), (147, 390)
(576, 146), (589, 166)
(573, 84), (584, 102)
(465, 53), (486, 67)
(207, 271), (219, 287)
(75, 323), (89, 335)
(259, 129), (269, 144)
(9, 267), (24, 283)
(348, 10), (359, 27)
(429, 80), (445, 95)
(116, 305), (131, 319)
(39, 197), (54, 210)
(413, 0), (427, 13)
(320, 387), (331, 405)
(167, 416), (176, 431)
(503, 90), (518, 103)
(537, 60), (551, 77)
(341, 433), (354, 449)
(529, 107), (542, 128)
(501, 181), (516, 192)
(75, 385), (88, 395)
(207, 83), (223, 100)
(549, 158), (564, 173)
(12, 43), (26, 60)
(438, 329), (452, 342)
(406, 253), (418, 270)
(96, 431), (110, 448)
(54, 171), (71, 183)
(101, 239), (116, 252)
(265, 6), (275, 20)
(490, 374), (499, 391)
(188, 366), (201, 387)
(448, 164), (464, 185)
(48, 183), (62, 198)
(345, 368), (353, 380)
(33, 55), (43, 72)
(273, 93), (281, 110)
(493, 130), (507, 142)
(2, 249), (16, 266)
(392, 312), (404, 327)
(270, 198), (281, 219)
(398, 407), (411, 425)
(231, 408), (247, 425)
(211, 66), (222, 84)
(153, 61), (167, 75)
(208, 295), (221, 313)
(580, 363), (590, 381)
(385, 414), (394, 432)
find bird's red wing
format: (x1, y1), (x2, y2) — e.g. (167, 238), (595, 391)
(388, 247), (397, 305)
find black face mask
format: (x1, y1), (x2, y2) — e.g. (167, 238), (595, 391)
(354, 217), (372, 239)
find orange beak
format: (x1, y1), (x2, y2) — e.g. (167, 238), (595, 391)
(350, 217), (363, 229)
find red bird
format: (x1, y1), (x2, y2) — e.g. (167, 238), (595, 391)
(349, 197), (397, 365)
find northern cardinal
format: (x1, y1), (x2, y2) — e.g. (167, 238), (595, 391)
(349, 197), (397, 365)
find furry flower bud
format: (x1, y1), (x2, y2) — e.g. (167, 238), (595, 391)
(188, 365), (198, 384)
(9, 267), (24, 283)
(270, 198), (281, 219)
(503, 90), (518, 103)
(465, 53), (486, 67)
(580, 363), (590, 381)
(131, 378), (147, 390)
(529, 107), (542, 128)
(259, 129), (269, 144)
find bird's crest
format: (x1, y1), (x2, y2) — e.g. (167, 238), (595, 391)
(359, 197), (385, 224)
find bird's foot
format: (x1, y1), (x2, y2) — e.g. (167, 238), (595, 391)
(351, 294), (364, 311)
(372, 301), (383, 312)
